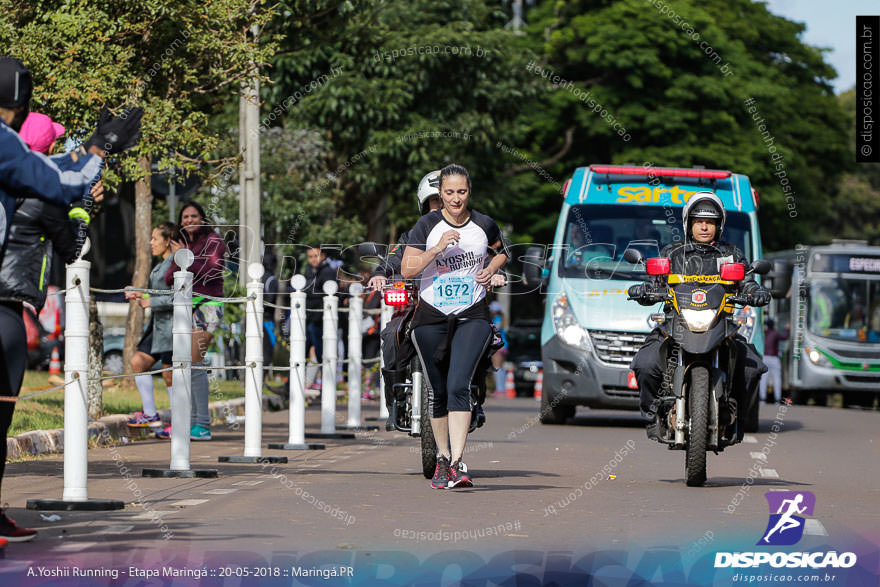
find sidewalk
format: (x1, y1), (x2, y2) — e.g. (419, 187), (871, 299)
(6, 386), (340, 461)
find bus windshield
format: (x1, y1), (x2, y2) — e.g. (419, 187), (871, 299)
(558, 204), (754, 280)
(808, 278), (880, 343)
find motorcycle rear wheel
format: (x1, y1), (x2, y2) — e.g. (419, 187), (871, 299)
(414, 357), (438, 479)
(685, 366), (709, 487)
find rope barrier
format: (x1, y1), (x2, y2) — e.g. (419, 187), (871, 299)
(89, 286), (186, 296)
(45, 277), (82, 296)
(195, 293), (254, 303)
(263, 301), (293, 310)
(15, 372), (83, 401)
(97, 366), (175, 382)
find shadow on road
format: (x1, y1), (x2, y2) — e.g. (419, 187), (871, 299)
(659, 477), (812, 488)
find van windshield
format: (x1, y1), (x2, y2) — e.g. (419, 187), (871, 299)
(559, 204), (754, 280)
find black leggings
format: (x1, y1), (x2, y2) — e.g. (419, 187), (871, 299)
(0, 301), (26, 495)
(413, 319), (492, 418)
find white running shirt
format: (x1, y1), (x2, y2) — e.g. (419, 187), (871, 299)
(407, 209), (504, 315)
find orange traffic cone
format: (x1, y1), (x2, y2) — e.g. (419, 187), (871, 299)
(48, 346), (62, 375)
(505, 368), (516, 399)
(534, 369), (543, 401)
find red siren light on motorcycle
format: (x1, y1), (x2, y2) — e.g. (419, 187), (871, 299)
(719, 262), (745, 281)
(384, 288), (409, 306)
(646, 257), (670, 276)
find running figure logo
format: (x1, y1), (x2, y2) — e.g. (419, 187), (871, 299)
(758, 491), (816, 546)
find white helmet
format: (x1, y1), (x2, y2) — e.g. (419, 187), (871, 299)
(417, 170), (441, 215)
(682, 191), (725, 240)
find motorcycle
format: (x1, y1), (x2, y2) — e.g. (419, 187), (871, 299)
(624, 248), (770, 486)
(358, 242), (488, 479)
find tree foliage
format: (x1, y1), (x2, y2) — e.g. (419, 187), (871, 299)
(0, 0), (275, 182)
(515, 0), (850, 250)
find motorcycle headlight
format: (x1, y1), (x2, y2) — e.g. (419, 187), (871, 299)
(733, 306), (757, 341)
(805, 347), (832, 367)
(680, 309), (717, 333)
(552, 294), (592, 351)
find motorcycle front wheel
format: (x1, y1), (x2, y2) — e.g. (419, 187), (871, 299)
(413, 357), (437, 479)
(685, 366), (709, 487)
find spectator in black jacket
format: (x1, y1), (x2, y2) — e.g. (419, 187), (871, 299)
(304, 245), (337, 364)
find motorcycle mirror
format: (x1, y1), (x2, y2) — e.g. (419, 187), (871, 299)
(623, 248), (643, 265)
(357, 241), (383, 260)
(750, 259), (771, 275)
(523, 246), (545, 286)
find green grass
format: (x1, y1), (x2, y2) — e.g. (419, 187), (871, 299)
(10, 371), (247, 436)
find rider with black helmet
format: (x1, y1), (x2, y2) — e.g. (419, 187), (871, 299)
(629, 192), (771, 440)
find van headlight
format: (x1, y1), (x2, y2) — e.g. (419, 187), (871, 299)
(733, 306), (757, 341)
(552, 294), (592, 351)
(805, 347), (832, 367)
(680, 309), (716, 332)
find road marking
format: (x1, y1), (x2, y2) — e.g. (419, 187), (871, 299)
(170, 499), (209, 507)
(55, 542), (97, 552)
(758, 468), (779, 478)
(132, 510), (175, 520)
(750, 452), (768, 460)
(233, 480), (265, 486)
(804, 519), (828, 536)
(743, 436), (758, 444)
(204, 488), (238, 495)
(97, 525), (134, 534)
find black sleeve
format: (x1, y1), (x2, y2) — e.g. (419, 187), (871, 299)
(474, 212), (509, 261)
(372, 232), (408, 278)
(40, 201), (80, 264)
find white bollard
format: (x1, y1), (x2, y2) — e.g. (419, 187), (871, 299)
(378, 299), (394, 419)
(267, 275), (325, 450)
(62, 254), (90, 501)
(346, 283), (363, 428)
(243, 263), (264, 458)
(170, 249), (194, 471)
(288, 275), (307, 445)
(29, 239), (124, 510)
(320, 280), (339, 434)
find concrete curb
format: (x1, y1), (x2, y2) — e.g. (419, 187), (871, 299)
(7, 393), (289, 461)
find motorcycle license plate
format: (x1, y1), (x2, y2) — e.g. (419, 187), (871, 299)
(433, 275), (474, 306)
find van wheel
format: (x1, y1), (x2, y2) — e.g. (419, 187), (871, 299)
(539, 393), (575, 425)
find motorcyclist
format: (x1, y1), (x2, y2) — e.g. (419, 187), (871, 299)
(368, 170), (442, 430)
(628, 192), (770, 440)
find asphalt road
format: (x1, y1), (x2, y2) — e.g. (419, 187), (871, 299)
(1, 397), (878, 584)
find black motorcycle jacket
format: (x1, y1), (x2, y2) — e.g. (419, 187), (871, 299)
(0, 198), (80, 311)
(631, 239), (767, 309)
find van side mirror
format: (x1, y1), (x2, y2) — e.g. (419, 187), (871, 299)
(766, 260), (792, 299)
(523, 246), (546, 286)
(623, 248), (644, 265)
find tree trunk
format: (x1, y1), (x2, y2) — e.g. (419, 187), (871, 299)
(88, 298), (104, 419)
(122, 155), (153, 388)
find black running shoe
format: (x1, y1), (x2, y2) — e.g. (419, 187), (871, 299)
(431, 455), (450, 489)
(447, 459), (473, 488)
